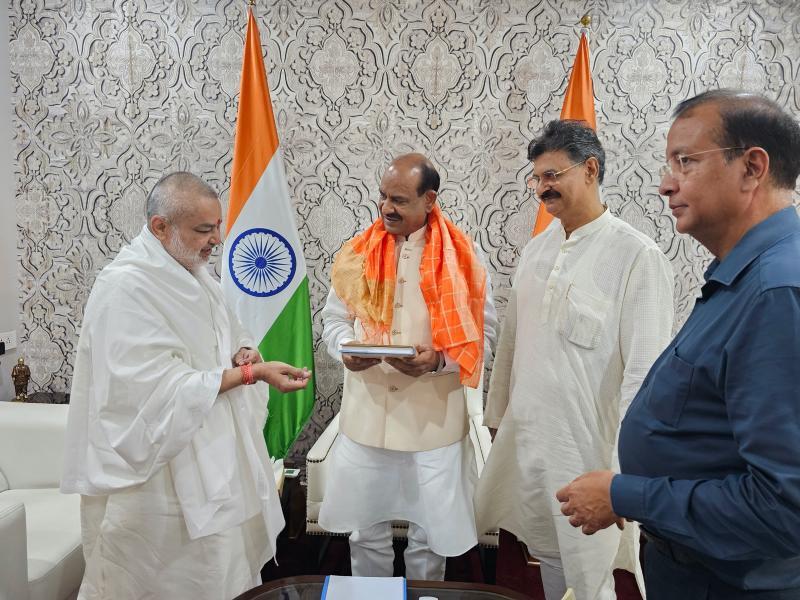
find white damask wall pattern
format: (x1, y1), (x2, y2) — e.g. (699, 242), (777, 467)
(10, 0), (800, 460)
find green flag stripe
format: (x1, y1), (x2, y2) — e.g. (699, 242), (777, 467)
(257, 277), (316, 459)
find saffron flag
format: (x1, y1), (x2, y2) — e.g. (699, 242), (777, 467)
(221, 8), (315, 459)
(532, 30), (597, 235)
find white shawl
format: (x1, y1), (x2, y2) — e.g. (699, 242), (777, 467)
(62, 225), (283, 544)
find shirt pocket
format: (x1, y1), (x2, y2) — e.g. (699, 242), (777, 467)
(559, 284), (610, 350)
(648, 347), (694, 426)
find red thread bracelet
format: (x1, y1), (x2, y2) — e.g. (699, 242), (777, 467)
(241, 362), (255, 385)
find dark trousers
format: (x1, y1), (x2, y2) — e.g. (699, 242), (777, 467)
(644, 542), (800, 600)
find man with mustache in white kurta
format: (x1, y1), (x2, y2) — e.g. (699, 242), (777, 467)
(61, 172), (311, 600)
(474, 121), (674, 599)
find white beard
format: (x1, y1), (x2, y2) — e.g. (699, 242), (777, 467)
(165, 234), (206, 272)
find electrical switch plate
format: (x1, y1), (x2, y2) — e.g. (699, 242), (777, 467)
(0, 331), (17, 350)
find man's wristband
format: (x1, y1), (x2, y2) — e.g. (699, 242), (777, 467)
(241, 362), (255, 385)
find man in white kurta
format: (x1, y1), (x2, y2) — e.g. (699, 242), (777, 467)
(61, 172), (310, 600)
(474, 121), (674, 599)
(317, 154), (497, 581)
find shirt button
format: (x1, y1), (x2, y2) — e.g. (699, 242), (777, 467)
(553, 265), (560, 271)
(398, 278), (406, 284)
(395, 303), (402, 308)
(391, 329), (401, 335)
(389, 385), (399, 392)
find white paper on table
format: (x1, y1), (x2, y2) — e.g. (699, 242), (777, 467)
(321, 575), (406, 600)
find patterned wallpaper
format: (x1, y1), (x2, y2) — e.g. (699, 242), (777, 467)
(11, 0), (800, 460)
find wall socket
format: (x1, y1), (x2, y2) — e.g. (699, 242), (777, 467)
(0, 331), (17, 350)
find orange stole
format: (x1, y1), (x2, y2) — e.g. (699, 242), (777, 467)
(331, 206), (486, 387)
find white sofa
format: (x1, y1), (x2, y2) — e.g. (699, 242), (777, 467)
(305, 378), (499, 549)
(0, 402), (84, 600)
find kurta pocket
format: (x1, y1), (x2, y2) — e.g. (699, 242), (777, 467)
(648, 348), (694, 426)
(560, 285), (609, 350)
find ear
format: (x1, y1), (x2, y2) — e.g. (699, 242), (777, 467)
(585, 157), (600, 183)
(149, 215), (170, 241)
(424, 189), (437, 213)
(741, 147), (769, 193)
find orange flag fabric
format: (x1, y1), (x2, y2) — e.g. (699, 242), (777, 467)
(532, 31), (596, 236)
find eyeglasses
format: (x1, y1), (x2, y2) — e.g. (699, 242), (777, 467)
(658, 147), (747, 179)
(527, 160), (586, 189)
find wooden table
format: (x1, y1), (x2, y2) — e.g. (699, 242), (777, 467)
(235, 575), (531, 599)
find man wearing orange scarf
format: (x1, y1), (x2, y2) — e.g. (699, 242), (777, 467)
(318, 153), (497, 580)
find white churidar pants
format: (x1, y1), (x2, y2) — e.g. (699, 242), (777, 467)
(349, 521), (446, 581)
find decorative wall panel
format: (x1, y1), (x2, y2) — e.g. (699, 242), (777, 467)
(10, 0), (800, 461)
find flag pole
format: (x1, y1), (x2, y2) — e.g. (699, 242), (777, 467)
(578, 13), (592, 45)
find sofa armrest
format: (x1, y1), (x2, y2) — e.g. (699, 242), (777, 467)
(469, 415), (492, 474)
(307, 414), (340, 465)
(0, 501), (30, 600)
(0, 403), (69, 489)
(465, 374), (484, 419)
(306, 414), (340, 530)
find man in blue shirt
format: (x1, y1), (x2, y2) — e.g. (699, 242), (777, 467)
(555, 89), (800, 599)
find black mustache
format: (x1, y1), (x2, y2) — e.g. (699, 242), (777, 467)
(383, 213), (401, 220)
(540, 190), (561, 201)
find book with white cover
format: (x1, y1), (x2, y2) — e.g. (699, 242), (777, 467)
(321, 575), (406, 600)
(339, 342), (417, 358)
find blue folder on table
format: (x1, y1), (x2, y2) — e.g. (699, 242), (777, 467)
(321, 575), (407, 599)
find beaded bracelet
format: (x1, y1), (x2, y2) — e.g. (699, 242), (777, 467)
(241, 362), (255, 385)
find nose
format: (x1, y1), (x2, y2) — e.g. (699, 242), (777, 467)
(658, 172), (677, 197)
(530, 178), (552, 197)
(210, 224), (222, 246)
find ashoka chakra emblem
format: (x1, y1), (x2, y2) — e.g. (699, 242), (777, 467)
(228, 228), (297, 297)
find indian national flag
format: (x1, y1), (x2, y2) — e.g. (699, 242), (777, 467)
(221, 8), (315, 459)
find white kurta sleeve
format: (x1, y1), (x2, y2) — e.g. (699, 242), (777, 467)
(321, 287), (355, 363)
(81, 286), (224, 491)
(483, 287), (517, 428)
(613, 245), (674, 466)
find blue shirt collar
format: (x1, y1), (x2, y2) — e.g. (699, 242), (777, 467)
(704, 206), (800, 286)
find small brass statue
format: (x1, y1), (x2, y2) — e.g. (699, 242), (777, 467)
(11, 357), (31, 402)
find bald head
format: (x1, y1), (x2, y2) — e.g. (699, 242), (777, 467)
(146, 172), (219, 226)
(389, 153), (440, 196)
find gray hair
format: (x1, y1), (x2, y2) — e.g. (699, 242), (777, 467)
(145, 172), (218, 222)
